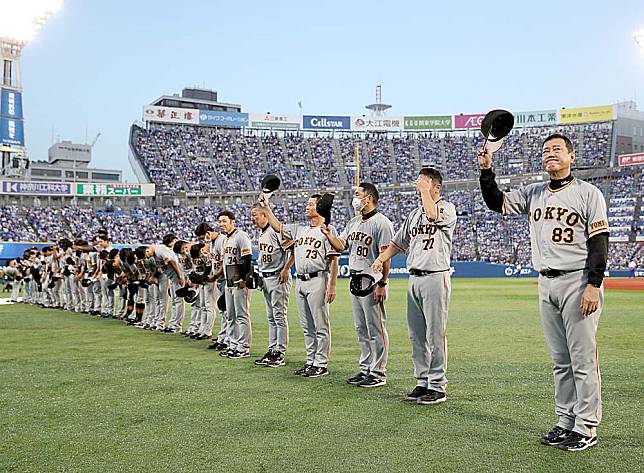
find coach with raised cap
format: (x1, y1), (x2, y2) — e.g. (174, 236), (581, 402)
(259, 194), (340, 378)
(477, 133), (609, 452)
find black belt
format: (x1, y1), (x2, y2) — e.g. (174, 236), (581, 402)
(296, 271), (321, 281)
(409, 268), (449, 277)
(262, 270), (282, 278)
(539, 268), (584, 278)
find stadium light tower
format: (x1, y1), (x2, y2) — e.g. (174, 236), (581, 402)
(0, 0), (62, 178)
(636, 31), (644, 52)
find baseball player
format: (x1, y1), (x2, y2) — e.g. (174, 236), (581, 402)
(477, 133), (608, 452)
(193, 224), (227, 343)
(5, 260), (21, 302)
(218, 211), (254, 358)
(260, 194), (340, 378)
(325, 183), (394, 387)
(373, 168), (456, 404)
(250, 204), (294, 368)
(154, 234), (186, 333)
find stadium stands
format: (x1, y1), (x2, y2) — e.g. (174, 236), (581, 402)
(3, 119), (641, 270)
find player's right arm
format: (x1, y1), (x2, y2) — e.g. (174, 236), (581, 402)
(477, 146), (528, 215)
(258, 199), (283, 234)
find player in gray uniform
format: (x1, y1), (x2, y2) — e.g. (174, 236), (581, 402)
(326, 183), (394, 387)
(193, 224), (225, 342)
(260, 194), (340, 378)
(374, 168), (456, 405)
(153, 234), (186, 333)
(251, 204), (294, 368)
(478, 133), (608, 452)
(5, 260), (20, 302)
(218, 211), (254, 359)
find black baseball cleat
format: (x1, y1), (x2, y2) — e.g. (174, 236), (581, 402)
(194, 334), (208, 340)
(207, 341), (223, 350)
(227, 350), (250, 359)
(346, 372), (369, 385)
(417, 390), (447, 405)
(219, 350), (233, 357)
(404, 386), (429, 401)
(558, 431), (598, 452)
(304, 366), (328, 378)
(540, 426), (572, 446)
(254, 351), (273, 366)
(266, 352), (285, 367)
(294, 364), (312, 376)
(189, 333), (200, 339)
(213, 342), (228, 351)
(357, 374), (387, 388)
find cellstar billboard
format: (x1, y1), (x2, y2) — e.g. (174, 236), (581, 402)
(513, 110), (557, 127)
(198, 110), (249, 128)
(1, 89), (23, 119)
(302, 115), (351, 130)
(351, 116), (402, 132)
(143, 106), (199, 125)
(403, 115), (452, 130)
(559, 105), (614, 124)
(453, 113), (486, 129)
(0, 118), (25, 147)
(249, 113), (300, 130)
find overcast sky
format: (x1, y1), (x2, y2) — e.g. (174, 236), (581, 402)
(16, 0), (644, 180)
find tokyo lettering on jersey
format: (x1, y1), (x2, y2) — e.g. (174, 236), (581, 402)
(281, 224), (340, 274)
(339, 212), (394, 271)
(391, 199), (457, 271)
(502, 177), (609, 271)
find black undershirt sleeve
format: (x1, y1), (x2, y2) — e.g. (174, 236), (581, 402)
(240, 254), (253, 280)
(586, 233), (609, 287)
(479, 168), (504, 213)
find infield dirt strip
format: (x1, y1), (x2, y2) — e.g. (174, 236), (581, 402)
(603, 278), (644, 291)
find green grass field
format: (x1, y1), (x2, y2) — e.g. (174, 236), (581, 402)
(0, 278), (642, 472)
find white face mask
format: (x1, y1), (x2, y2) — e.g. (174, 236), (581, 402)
(352, 197), (366, 212)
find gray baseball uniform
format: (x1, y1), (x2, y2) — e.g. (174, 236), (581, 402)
(339, 212), (394, 378)
(281, 223), (340, 368)
(211, 235), (230, 344)
(391, 200), (457, 393)
(258, 225), (293, 354)
(502, 177), (608, 436)
(223, 229), (253, 353)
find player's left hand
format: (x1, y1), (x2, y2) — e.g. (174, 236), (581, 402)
(320, 224), (330, 236)
(374, 284), (387, 304)
(325, 285), (336, 304)
(235, 279), (246, 289)
(278, 269), (290, 284)
(580, 284), (600, 317)
(179, 275), (186, 287)
(416, 175), (433, 194)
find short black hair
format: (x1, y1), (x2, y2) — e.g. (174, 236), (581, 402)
(419, 167), (443, 185)
(162, 233), (177, 247)
(172, 240), (186, 254)
(218, 210), (235, 221)
(195, 222), (214, 238)
(543, 133), (574, 153)
(190, 243), (205, 259)
(98, 234), (110, 242)
(134, 246), (147, 260)
(310, 193), (322, 201)
(358, 182), (379, 204)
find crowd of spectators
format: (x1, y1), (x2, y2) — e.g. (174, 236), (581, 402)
(131, 121), (614, 193)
